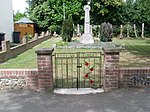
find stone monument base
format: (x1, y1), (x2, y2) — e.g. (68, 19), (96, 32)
(80, 34), (94, 44)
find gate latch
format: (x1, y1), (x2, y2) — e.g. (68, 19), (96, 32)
(77, 65), (82, 68)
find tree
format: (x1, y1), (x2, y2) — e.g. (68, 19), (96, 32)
(112, 0), (150, 37)
(61, 15), (74, 42)
(133, 0), (150, 37)
(91, 0), (124, 24)
(14, 11), (27, 22)
(26, 0), (83, 31)
(26, 0), (150, 37)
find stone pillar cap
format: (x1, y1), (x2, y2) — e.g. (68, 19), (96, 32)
(36, 48), (54, 55)
(102, 48), (121, 53)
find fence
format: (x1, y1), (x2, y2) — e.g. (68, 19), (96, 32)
(76, 23), (150, 38)
(112, 23), (149, 38)
(0, 31), (51, 63)
(54, 52), (102, 89)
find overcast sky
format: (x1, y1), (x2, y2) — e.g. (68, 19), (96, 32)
(12, 0), (28, 13)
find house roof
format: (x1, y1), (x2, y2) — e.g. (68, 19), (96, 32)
(15, 18), (34, 24)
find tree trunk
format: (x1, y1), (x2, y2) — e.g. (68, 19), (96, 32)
(134, 24), (138, 38)
(141, 23), (144, 38)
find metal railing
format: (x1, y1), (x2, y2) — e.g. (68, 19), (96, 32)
(53, 52), (102, 89)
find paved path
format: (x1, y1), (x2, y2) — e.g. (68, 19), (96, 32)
(0, 88), (150, 112)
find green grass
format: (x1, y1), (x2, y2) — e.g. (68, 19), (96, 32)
(113, 38), (150, 67)
(55, 41), (68, 46)
(113, 38), (150, 56)
(0, 37), (150, 68)
(0, 38), (61, 69)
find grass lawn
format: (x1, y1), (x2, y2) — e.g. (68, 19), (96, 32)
(113, 38), (150, 67)
(0, 38), (61, 69)
(0, 37), (150, 69)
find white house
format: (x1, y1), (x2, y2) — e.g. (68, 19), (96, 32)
(0, 0), (14, 42)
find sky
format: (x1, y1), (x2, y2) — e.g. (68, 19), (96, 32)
(12, 0), (28, 13)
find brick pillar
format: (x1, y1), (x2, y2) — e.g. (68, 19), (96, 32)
(2, 41), (10, 52)
(36, 48), (54, 92)
(103, 48), (121, 92)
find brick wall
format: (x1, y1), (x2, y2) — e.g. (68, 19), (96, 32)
(103, 48), (150, 91)
(0, 32), (51, 63)
(0, 48), (54, 92)
(119, 67), (150, 87)
(0, 47), (149, 92)
(0, 69), (38, 90)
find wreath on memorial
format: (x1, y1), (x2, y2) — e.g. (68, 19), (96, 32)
(84, 61), (95, 85)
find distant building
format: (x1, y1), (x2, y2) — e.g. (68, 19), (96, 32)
(14, 18), (34, 41)
(0, 0), (14, 42)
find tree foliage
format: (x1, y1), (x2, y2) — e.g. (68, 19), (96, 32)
(61, 15), (74, 42)
(26, 0), (150, 37)
(14, 11), (27, 22)
(91, 0), (123, 24)
(27, 0), (83, 31)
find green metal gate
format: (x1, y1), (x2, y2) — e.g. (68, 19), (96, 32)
(54, 52), (102, 89)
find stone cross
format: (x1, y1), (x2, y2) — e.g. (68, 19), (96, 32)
(80, 5), (94, 44)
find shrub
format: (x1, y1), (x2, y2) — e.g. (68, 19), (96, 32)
(49, 25), (61, 35)
(80, 25), (84, 34)
(61, 15), (74, 42)
(56, 41), (68, 46)
(100, 22), (113, 42)
(113, 26), (120, 37)
(26, 34), (33, 40)
(93, 26), (100, 37)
